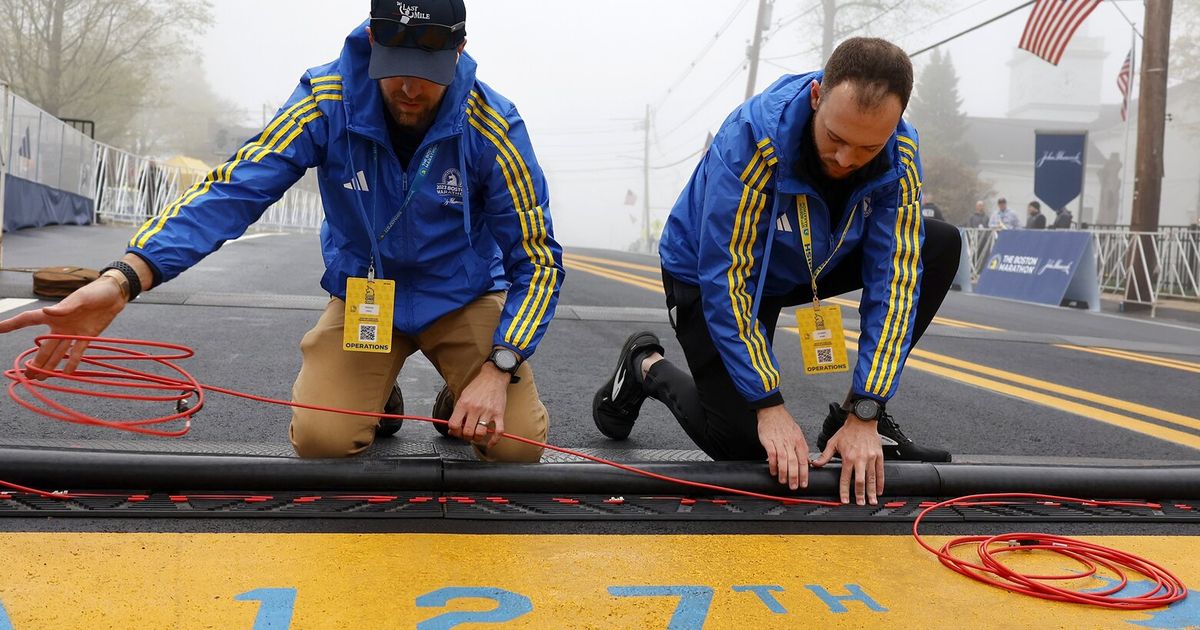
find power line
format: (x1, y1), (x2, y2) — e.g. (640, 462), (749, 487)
(908, 1), (1035, 58)
(765, 5), (821, 36)
(650, 145), (705, 170)
(656, 59), (746, 140)
(891, 0), (991, 43)
(1107, 0), (1144, 40)
(654, 0), (753, 109)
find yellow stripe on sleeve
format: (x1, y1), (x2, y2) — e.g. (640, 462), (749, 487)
(131, 95), (324, 249)
(876, 165), (923, 395)
(466, 99), (557, 349)
(725, 140), (782, 392)
(865, 157), (922, 395)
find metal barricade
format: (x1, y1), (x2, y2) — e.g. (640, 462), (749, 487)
(960, 227), (1200, 307)
(1, 83), (324, 242)
(93, 144), (324, 235)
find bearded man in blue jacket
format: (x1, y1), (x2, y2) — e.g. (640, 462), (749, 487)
(0, 0), (563, 462)
(594, 38), (960, 504)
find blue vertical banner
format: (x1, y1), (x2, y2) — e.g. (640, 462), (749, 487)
(1034, 131), (1088, 211)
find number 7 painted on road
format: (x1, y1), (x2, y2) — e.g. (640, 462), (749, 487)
(608, 586), (715, 629)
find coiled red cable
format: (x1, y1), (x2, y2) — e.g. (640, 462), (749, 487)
(2, 335), (835, 506)
(3, 335), (1190, 609)
(912, 494), (1188, 609)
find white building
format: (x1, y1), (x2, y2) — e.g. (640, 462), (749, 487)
(964, 33), (1199, 227)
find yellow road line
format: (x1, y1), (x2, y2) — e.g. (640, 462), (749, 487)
(564, 252), (662, 274)
(906, 345), (1200, 433)
(899, 349), (1200, 450)
(826, 297), (1002, 332)
(776, 326), (1200, 450)
(1057, 344), (1200, 374)
(575, 253), (1199, 449)
(566, 259), (664, 294)
(568, 255), (997, 334)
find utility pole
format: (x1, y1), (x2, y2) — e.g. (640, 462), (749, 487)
(745, 0), (772, 100)
(1123, 0), (1172, 312)
(643, 104), (652, 254)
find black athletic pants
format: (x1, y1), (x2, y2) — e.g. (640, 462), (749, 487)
(643, 219), (962, 460)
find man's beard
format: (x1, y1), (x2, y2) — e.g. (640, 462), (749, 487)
(389, 103), (439, 135)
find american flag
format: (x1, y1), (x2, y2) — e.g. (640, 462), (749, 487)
(1018, 0), (1103, 65)
(1117, 47), (1134, 121)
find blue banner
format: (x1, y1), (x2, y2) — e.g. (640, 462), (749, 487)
(1034, 131), (1087, 211)
(976, 231), (1092, 307)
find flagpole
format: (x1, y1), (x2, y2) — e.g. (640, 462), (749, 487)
(1117, 28), (1135, 226)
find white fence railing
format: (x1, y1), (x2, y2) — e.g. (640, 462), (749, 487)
(1, 82), (324, 238)
(960, 227), (1200, 304)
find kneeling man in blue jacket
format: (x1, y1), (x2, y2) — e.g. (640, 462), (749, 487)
(594, 38), (959, 504)
(0, 0), (563, 463)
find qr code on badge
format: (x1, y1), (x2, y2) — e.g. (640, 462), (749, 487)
(358, 324), (377, 343)
(815, 347), (834, 365)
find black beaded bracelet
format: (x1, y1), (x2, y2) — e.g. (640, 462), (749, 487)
(99, 261), (143, 302)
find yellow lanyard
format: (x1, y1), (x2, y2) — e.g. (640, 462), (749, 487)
(796, 194), (856, 309)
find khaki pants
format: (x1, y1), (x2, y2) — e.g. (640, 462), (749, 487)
(289, 292), (548, 462)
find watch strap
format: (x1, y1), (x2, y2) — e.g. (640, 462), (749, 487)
(99, 261), (142, 302)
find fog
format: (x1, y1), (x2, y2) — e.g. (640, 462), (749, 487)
(199, 1), (1166, 249)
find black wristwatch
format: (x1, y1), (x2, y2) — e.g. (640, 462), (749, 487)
(851, 397), (883, 421)
(487, 347), (522, 383)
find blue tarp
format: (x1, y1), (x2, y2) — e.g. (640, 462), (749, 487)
(2, 174), (93, 232)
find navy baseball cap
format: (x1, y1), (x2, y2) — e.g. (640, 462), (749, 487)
(368, 0), (467, 85)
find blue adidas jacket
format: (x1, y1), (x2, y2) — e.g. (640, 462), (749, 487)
(127, 24), (563, 358)
(659, 71), (923, 406)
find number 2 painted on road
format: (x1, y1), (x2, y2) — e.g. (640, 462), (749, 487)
(416, 587), (533, 629)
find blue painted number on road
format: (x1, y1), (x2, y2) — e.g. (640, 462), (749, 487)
(416, 587), (533, 629)
(235, 588), (297, 630)
(609, 586), (715, 630)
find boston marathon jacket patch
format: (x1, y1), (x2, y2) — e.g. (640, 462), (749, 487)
(659, 70), (924, 404)
(127, 23), (563, 358)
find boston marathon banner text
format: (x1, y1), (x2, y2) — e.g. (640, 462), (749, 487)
(1034, 131), (1088, 212)
(976, 230), (1099, 310)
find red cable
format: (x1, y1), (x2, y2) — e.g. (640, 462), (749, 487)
(2, 335), (835, 506)
(912, 493), (1189, 609)
(3, 336), (1191, 610)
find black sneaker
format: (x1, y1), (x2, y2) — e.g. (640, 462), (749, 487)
(431, 385), (454, 438)
(816, 403), (951, 462)
(376, 383), (404, 438)
(592, 331), (664, 440)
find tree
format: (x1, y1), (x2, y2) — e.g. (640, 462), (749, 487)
(127, 55), (244, 160)
(0, 0), (212, 148)
(815, 0), (932, 62)
(1172, 0), (1200, 83)
(906, 50), (990, 224)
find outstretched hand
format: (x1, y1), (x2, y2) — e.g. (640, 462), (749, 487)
(0, 276), (127, 379)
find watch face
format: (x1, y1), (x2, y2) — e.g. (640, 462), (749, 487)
(854, 398), (880, 420)
(492, 349), (519, 371)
